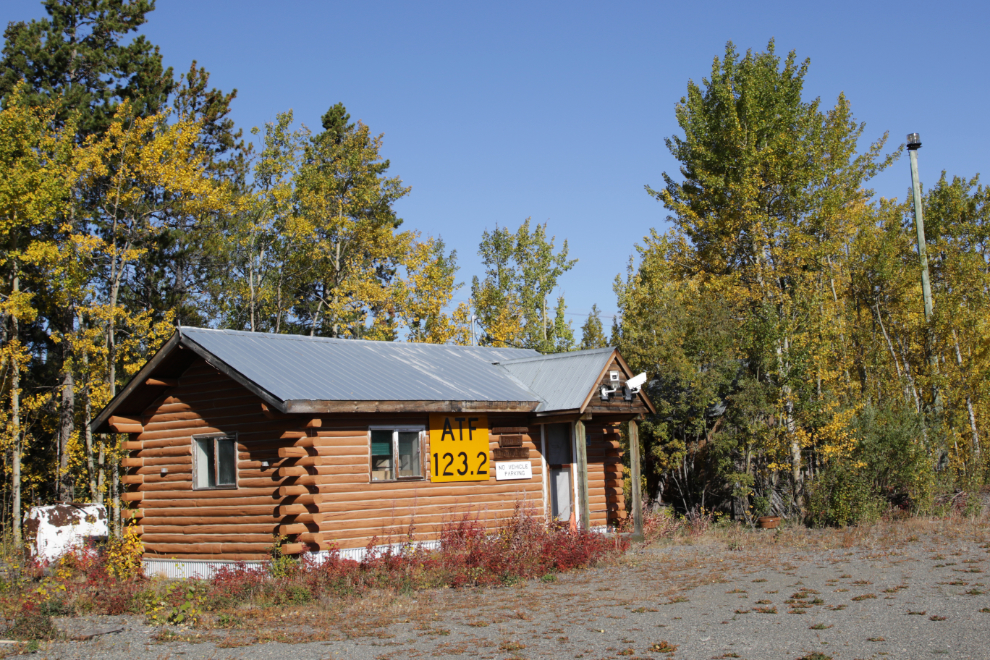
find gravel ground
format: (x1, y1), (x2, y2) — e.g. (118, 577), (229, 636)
(20, 518), (990, 660)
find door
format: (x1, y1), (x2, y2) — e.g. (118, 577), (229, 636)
(545, 423), (573, 521)
(551, 466), (572, 520)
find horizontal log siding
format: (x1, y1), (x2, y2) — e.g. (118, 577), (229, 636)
(585, 426), (626, 528)
(313, 414), (544, 548)
(128, 359), (546, 560)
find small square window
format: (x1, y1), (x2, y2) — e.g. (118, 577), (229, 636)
(194, 435), (237, 489)
(370, 428), (423, 482)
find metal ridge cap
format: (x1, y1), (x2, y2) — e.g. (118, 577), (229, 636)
(178, 326), (543, 355)
(496, 346), (615, 365)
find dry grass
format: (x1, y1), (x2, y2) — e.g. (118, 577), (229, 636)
(27, 510), (990, 653)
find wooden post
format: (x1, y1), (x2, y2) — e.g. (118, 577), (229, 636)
(575, 420), (590, 530)
(629, 419), (644, 541)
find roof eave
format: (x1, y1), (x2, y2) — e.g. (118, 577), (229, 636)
(91, 331), (182, 434)
(578, 348), (620, 414)
(612, 352), (657, 415)
(179, 332), (289, 414)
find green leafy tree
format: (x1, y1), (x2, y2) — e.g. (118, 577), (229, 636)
(0, 88), (77, 537)
(627, 40), (896, 515)
(471, 219), (576, 352)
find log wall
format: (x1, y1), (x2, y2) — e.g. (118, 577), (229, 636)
(585, 425), (626, 528)
(128, 357), (572, 561)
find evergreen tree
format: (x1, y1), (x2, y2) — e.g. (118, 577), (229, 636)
(579, 304), (608, 349)
(0, 0), (174, 137)
(291, 103), (411, 338)
(127, 62), (250, 327)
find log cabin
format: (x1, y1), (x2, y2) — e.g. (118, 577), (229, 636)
(91, 327), (654, 577)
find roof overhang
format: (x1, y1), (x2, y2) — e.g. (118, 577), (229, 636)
(571, 348), (656, 416)
(91, 332), (187, 434)
(91, 330), (546, 433)
(605, 351), (656, 415)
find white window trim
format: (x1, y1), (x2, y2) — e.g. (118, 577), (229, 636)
(368, 425), (426, 483)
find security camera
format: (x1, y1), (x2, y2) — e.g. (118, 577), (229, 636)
(625, 372), (647, 394)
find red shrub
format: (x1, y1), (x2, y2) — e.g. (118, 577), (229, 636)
(226, 503), (631, 604)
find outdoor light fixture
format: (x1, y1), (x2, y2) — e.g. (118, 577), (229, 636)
(261, 461), (269, 468)
(907, 133), (922, 150)
(160, 467), (167, 476)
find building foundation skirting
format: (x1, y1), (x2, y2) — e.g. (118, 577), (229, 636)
(141, 540), (444, 579)
(143, 528), (613, 579)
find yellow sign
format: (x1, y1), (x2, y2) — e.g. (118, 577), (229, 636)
(428, 414), (490, 482)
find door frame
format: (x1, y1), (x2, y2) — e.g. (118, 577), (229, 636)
(539, 421), (580, 524)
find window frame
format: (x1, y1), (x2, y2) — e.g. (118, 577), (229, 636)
(368, 425), (426, 483)
(192, 433), (239, 491)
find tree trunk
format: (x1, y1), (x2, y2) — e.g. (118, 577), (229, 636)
(873, 303), (919, 411)
(775, 336), (802, 509)
(111, 448), (120, 533)
(10, 270), (21, 544)
(97, 437), (105, 505)
(80, 311), (96, 502)
(248, 234), (256, 332)
(58, 361), (74, 502)
(952, 329), (980, 460)
(58, 307), (75, 502)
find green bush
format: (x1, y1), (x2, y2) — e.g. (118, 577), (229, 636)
(807, 404), (944, 526)
(854, 404), (934, 511)
(807, 463), (882, 527)
(38, 598), (70, 617)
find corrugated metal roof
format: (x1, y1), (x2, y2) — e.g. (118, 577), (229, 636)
(180, 327), (543, 404)
(497, 347), (615, 412)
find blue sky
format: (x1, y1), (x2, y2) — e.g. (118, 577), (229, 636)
(4, 1), (986, 339)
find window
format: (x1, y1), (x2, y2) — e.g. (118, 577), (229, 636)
(370, 428), (423, 481)
(193, 435), (237, 489)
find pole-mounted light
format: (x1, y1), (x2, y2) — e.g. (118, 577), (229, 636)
(907, 133), (922, 150)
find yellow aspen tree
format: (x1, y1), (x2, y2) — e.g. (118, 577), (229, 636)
(78, 105), (229, 531)
(397, 237), (471, 345)
(0, 87), (76, 539)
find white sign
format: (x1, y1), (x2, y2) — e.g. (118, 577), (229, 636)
(495, 461), (532, 481)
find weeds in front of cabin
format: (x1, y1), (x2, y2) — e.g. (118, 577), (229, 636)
(4, 501), (988, 648)
(0, 504), (626, 639)
(0, 525), (146, 624)
(207, 503), (628, 611)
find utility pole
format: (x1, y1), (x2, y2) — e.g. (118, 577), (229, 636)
(907, 133), (942, 419)
(907, 133), (934, 321)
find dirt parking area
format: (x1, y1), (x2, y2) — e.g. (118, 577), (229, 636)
(29, 516), (990, 660)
